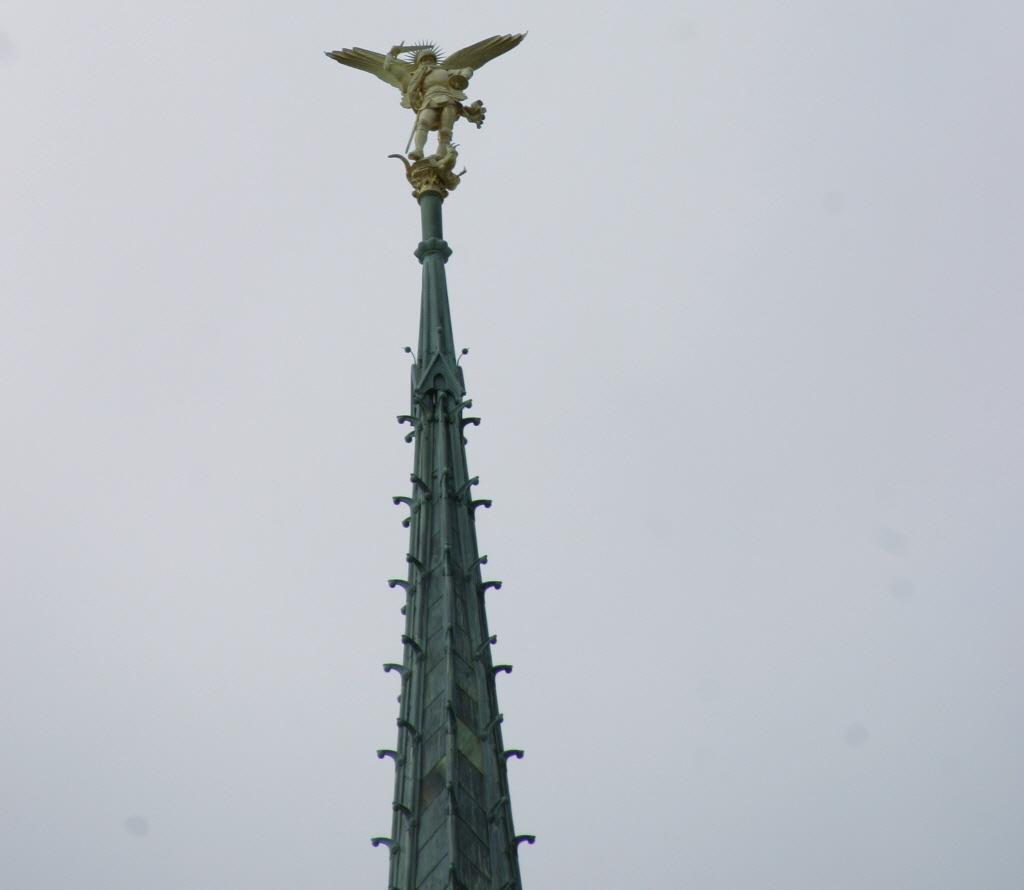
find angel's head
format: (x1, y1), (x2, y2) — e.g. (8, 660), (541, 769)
(411, 46), (441, 68)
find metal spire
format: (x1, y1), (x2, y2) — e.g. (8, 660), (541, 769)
(324, 33), (530, 887)
(376, 191), (532, 890)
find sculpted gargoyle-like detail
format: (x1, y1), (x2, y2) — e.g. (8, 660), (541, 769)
(325, 34), (525, 197)
(388, 152), (464, 201)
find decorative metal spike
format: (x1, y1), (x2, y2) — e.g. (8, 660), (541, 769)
(464, 554), (488, 577)
(371, 837), (397, 854)
(396, 718), (419, 740)
(479, 713), (504, 738)
(401, 634), (423, 656)
(455, 476), (479, 499)
(475, 634), (498, 658)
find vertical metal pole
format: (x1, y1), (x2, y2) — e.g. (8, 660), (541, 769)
(419, 192), (444, 241)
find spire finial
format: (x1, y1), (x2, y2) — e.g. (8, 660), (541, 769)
(327, 34), (525, 198)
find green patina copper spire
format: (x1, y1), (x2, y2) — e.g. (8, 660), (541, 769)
(324, 33), (530, 889)
(376, 192), (532, 890)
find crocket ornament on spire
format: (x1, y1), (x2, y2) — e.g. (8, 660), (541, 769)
(326, 34), (525, 198)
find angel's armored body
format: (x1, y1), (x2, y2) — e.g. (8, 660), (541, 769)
(326, 35), (524, 164)
(401, 53), (474, 160)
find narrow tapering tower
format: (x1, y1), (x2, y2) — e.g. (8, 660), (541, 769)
(376, 189), (530, 890)
(325, 34), (530, 889)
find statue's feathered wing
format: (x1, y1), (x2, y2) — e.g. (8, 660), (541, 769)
(325, 34), (525, 89)
(324, 47), (411, 90)
(445, 33), (525, 70)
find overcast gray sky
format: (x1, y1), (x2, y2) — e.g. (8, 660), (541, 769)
(3, 2), (1023, 888)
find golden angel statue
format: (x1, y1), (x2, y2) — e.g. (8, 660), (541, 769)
(325, 34), (524, 168)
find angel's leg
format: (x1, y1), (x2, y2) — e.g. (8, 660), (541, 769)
(436, 104), (458, 155)
(410, 109), (438, 160)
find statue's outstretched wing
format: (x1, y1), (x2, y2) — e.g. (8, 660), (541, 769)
(444, 34), (525, 71)
(324, 47), (411, 90)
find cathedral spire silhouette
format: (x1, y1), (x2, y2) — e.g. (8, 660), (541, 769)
(374, 193), (532, 890)
(325, 35), (531, 888)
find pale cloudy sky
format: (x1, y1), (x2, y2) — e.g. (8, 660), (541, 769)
(3, 2), (1023, 888)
